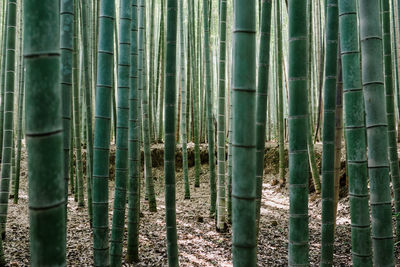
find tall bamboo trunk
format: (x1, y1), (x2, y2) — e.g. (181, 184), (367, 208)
(288, 0), (310, 265)
(80, 0), (94, 224)
(186, 35), (191, 144)
(158, 0), (165, 143)
(381, 0), (400, 242)
(179, 0), (190, 200)
(126, 1), (141, 263)
(24, 0), (66, 264)
(109, 0), (132, 264)
(320, 1), (339, 265)
(189, 0), (201, 189)
(10, 137), (15, 199)
(70, 106), (75, 196)
(395, 0), (400, 123)
(13, 57), (24, 204)
(164, 0), (179, 265)
(307, 0), (321, 194)
(216, 0), (227, 232)
(176, 87), (181, 142)
(338, 1), (372, 265)
(72, 0), (84, 207)
(92, 0), (115, 265)
(148, 0), (156, 142)
(156, 6), (165, 143)
(276, 0), (285, 186)
(255, 0), (272, 235)
(0, 1), (8, 164)
(139, 0), (157, 212)
(359, 0), (395, 265)
(0, 0), (18, 238)
(232, 0), (257, 265)
(12, 2), (23, 204)
(333, 50), (343, 229)
(203, 0), (216, 217)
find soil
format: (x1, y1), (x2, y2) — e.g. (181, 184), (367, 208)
(3, 143), (400, 266)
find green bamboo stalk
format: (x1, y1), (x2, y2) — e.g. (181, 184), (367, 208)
(157, 0), (165, 143)
(274, 48), (279, 144)
(314, 8), (325, 144)
(127, 0), (140, 263)
(338, 1), (372, 264)
(232, 0), (257, 265)
(74, 153), (78, 201)
(333, 51), (343, 228)
(0, 23), (4, 249)
(308, 0), (315, 133)
(60, 0), (73, 213)
(307, 92), (321, 194)
(320, 0), (338, 265)
(80, 0), (93, 224)
(185, 30), (191, 144)
(227, 20), (233, 224)
(13, 5), (24, 202)
(0, 2), (8, 163)
(139, 0), (157, 212)
(164, 0), (179, 265)
(255, 0), (272, 234)
(0, 2), (3, 87)
(216, 0), (227, 231)
(24, 0), (66, 264)
(288, 0), (309, 265)
(392, 0), (400, 129)
(155, 8), (164, 143)
(70, 108), (75, 196)
(149, 0), (156, 142)
(198, 1), (205, 144)
(10, 132), (15, 200)
(81, 94), (86, 146)
(0, 0), (17, 238)
(89, 1), (94, 93)
(72, 4), (78, 204)
(179, 0), (190, 200)
(153, 18), (159, 142)
(109, 0), (132, 265)
(79, 82), (84, 145)
(73, 0), (84, 208)
(112, 26), (118, 146)
(92, 0), (115, 265)
(276, 0), (285, 186)
(359, 0), (394, 265)
(307, 0), (321, 194)
(227, 72), (232, 224)
(0, 1), (5, 73)
(93, 0), (99, 87)
(381, 0), (400, 242)
(203, 0), (216, 217)
(176, 48), (181, 145)
(10, 2), (23, 201)
(313, 0), (320, 129)
(396, 0), (400, 121)
(13, 63), (23, 204)
(202, 2), (208, 145)
(188, 0), (201, 189)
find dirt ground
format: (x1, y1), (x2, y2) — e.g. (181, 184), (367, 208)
(3, 144), (400, 266)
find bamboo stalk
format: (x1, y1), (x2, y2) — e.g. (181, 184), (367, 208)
(359, 0), (395, 265)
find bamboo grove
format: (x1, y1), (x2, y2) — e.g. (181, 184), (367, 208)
(1, 0), (400, 266)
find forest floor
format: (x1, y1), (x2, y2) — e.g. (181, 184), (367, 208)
(3, 143), (400, 266)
